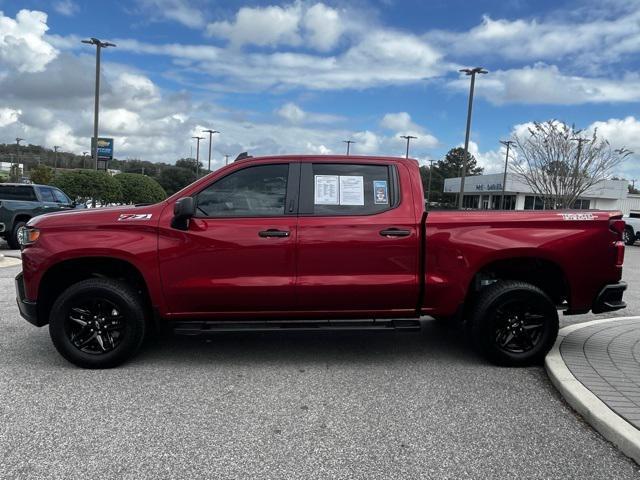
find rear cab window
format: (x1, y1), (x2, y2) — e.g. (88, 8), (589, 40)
(299, 163), (399, 216)
(0, 185), (37, 201)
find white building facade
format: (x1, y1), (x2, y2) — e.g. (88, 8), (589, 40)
(443, 173), (631, 211)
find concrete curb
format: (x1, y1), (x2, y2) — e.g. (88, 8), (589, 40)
(545, 317), (640, 465)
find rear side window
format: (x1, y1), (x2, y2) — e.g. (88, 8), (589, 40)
(0, 185), (37, 201)
(38, 187), (56, 202)
(300, 163), (397, 216)
(196, 164), (289, 217)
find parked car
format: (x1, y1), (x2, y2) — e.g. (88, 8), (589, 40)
(0, 183), (80, 249)
(15, 156), (627, 368)
(623, 213), (640, 245)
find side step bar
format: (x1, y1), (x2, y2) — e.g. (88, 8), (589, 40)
(173, 319), (421, 335)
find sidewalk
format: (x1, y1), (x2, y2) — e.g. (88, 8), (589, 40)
(546, 317), (640, 464)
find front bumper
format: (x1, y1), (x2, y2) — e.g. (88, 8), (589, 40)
(15, 272), (43, 327)
(592, 281), (627, 314)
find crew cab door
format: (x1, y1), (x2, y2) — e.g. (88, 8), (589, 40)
(158, 162), (299, 315)
(37, 186), (74, 213)
(295, 161), (419, 314)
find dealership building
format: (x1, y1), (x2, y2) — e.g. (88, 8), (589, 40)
(443, 173), (640, 213)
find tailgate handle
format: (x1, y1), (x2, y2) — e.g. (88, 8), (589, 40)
(380, 228), (411, 237)
(259, 229), (290, 238)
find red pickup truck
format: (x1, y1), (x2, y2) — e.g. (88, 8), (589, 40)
(15, 155), (627, 368)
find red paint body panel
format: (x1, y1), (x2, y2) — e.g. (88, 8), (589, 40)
(19, 155), (624, 324)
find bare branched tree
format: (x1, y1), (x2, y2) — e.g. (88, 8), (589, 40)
(510, 121), (632, 209)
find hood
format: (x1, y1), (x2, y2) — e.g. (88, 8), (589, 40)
(28, 203), (167, 229)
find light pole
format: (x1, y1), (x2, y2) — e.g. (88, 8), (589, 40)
(202, 129), (219, 173)
(400, 135), (417, 159)
(82, 151), (89, 169)
(224, 154), (230, 165)
(426, 159), (434, 208)
(343, 140), (355, 156)
(499, 140), (515, 210)
(458, 67), (488, 209)
(82, 37), (116, 170)
(192, 136), (204, 179)
(53, 146), (60, 171)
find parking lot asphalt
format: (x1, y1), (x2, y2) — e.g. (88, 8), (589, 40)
(1, 242), (640, 479)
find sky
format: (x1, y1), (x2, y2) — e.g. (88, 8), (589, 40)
(0, 0), (639, 177)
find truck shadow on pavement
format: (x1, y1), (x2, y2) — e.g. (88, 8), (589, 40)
(134, 319), (485, 368)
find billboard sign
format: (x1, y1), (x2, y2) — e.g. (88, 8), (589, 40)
(92, 137), (113, 171)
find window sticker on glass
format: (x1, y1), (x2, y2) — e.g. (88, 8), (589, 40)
(373, 180), (389, 204)
(339, 175), (364, 205)
(314, 175), (339, 205)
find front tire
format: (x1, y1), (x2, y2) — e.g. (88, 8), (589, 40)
(470, 281), (558, 367)
(7, 220), (26, 249)
(49, 278), (146, 369)
(623, 227), (636, 246)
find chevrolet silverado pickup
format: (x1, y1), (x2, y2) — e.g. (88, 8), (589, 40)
(15, 155), (627, 368)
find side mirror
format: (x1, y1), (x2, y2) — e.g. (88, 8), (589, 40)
(172, 196), (195, 230)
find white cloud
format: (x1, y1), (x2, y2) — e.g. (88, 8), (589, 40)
(465, 140), (507, 174)
(135, 0), (206, 29)
(450, 64), (640, 105)
(0, 108), (21, 127)
(427, 11), (640, 66)
(53, 0), (79, 17)
(380, 112), (439, 151)
(207, 4), (302, 48)
(302, 3), (344, 51)
(586, 117), (640, 177)
(277, 102), (306, 123)
(0, 10), (58, 73)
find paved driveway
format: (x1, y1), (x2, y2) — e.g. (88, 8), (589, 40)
(1, 242), (639, 479)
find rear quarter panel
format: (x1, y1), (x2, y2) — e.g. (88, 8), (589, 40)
(423, 210), (622, 316)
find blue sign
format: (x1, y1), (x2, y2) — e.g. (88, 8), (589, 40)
(95, 137), (113, 159)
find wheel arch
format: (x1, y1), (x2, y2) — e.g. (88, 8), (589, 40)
(37, 256), (153, 327)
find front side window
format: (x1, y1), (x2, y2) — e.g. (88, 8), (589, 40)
(301, 163), (395, 216)
(52, 189), (70, 204)
(196, 164), (289, 217)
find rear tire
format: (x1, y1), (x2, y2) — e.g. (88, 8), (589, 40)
(7, 220), (26, 249)
(470, 281), (558, 367)
(623, 227), (636, 246)
(49, 278), (146, 369)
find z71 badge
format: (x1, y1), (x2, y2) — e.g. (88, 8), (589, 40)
(558, 213), (595, 221)
(118, 213), (153, 221)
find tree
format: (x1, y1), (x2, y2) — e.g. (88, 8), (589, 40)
(52, 170), (122, 205)
(29, 164), (54, 185)
(114, 173), (167, 204)
(511, 121), (632, 209)
(421, 147), (483, 204)
(157, 166), (195, 196)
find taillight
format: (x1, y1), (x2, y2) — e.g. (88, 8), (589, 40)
(609, 219), (625, 240)
(615, 241), (625, 267)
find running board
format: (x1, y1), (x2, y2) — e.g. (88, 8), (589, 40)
(172, 319), (421, 335)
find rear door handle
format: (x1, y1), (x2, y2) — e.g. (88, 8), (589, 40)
(379, 228), (411, 237)
(259, 229), (290, 238)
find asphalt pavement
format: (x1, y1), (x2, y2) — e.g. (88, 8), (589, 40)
(1, 241), (639, 479)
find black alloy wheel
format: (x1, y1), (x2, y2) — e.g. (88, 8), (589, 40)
(65, 299), (125, 354)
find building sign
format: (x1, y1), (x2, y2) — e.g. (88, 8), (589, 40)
(92, 137), (113, 170)
(475, 183), (503, 191)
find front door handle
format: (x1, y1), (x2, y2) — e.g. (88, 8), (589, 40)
(259, 229), (290, 238)
(379, 228), (411, 237)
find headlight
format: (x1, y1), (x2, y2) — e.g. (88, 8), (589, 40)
(17, 226), (40, 247)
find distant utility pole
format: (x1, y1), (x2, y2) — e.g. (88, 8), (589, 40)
(53, 146), (60, 171)
(82, 37), (116, 170)
(426, 159), (435, 208)
(202, 129), (219, 173)
(82, 151), (89, 169)
(192, 136), (204, 179)
(499, 140), (515, 210)
(15, 137), (24, 173)
(632, 179), (638, 191)
(224, 154), (230, 165)
(458, 66), (488, 209)
(343, 140), (355, 156)
(400, 135), (417, 159)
